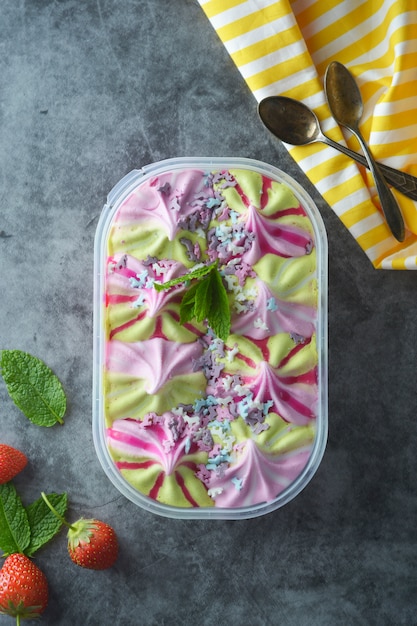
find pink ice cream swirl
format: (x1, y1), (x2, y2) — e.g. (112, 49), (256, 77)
(106, 336), (203, 394)
(212, 171), (313, 265)
(107, 415), (213, 507)
(114, 169), (217, 240)
(242, 205), (313, 265)
(244, 359), (317, 426)
(231, 277), (316, 340)
(206, 437), (312, 508)
(218, 337), (317, 426)
(106, 253), (204, 340)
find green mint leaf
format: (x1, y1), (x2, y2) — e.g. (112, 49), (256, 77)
(0, 482), (31, 556)
(206, 268), (231, 341)
(154, 262), (216, 291)
(25, 492), (68, 556)
(179, 281), (200, 325)
(179, 267), (231, 340)
(0, 350), (66, 427)
(194, 276), (212, 323)
(179, 272), (213, 325)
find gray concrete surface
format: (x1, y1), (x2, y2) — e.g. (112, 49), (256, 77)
(0, 1), (416, 625)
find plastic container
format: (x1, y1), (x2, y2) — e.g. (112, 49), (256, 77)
(93, 157), (328, 519)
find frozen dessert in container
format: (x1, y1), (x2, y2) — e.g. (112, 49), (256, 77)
(93, 157), (328, 519)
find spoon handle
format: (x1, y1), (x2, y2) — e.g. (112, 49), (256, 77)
(352, 129), (405, 241)
(322, 135), (417, 202)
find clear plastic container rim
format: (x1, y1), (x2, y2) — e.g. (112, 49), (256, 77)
(92, 156), (328, 520)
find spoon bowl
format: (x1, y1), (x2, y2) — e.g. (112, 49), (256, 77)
(325, 61), (405, 241)
(258, 97), (322, 145)
(324, 67), (364, 128)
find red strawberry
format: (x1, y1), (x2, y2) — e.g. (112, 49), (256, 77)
(0, 445), (28, 484)
(67, 518), (118, 570)
(41, 493), (119, 570)
(0, 553), (48, 621)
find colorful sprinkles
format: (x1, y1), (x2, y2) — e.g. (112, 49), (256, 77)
(105, 167), (319, 509)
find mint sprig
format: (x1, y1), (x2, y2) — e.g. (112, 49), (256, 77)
(0, 350), (66, 427)
(154, 262), (231, 341)
(0, 483), (67, 557)
(153, 262), (217, 291)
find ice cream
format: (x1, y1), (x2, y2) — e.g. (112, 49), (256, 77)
(97, 160), (326, 515)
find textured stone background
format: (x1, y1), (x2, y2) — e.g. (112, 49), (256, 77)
(0, 1), (416, 625)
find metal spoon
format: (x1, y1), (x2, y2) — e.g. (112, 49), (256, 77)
(325, 61), (405, 241)
(258, 96), (417, 203)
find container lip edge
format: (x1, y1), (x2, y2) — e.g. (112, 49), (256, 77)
(92, 156), (329, 520)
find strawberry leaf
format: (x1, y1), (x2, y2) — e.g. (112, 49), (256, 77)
(0, 350), (66, 427)
(0, 482), (31, 556)
(25, 492), (68, 557)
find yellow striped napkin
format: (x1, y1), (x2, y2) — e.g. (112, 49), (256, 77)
(197, 0), (417, 269)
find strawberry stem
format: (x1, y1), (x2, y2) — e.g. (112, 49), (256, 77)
(41, 492), (75, 530)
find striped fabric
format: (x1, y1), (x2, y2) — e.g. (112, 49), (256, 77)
(197, 0), (417, 269)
